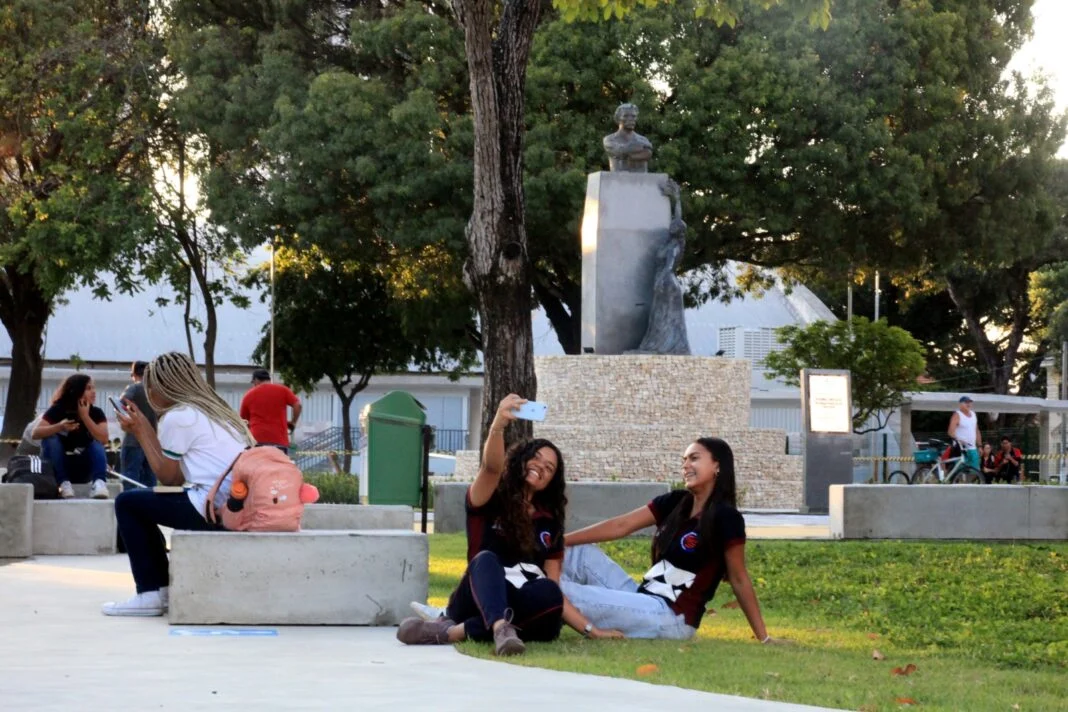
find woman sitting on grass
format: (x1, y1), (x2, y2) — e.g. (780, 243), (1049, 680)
(101, 352), (253, 617)
(563, 437), (782, 643)
(398, 394), (620, 655)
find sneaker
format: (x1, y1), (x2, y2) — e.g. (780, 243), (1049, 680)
(396, 616), (455, 645)
(101, 591), (165, 617)
(90, 480), (109, 499)
(409, 601), (445, 622)
(58, 481), (75, 499)
(493, 621), (526, 657)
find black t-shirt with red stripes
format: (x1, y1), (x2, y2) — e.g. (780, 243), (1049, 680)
(638, 489), (746, 627)
(464, 488), (564, 580)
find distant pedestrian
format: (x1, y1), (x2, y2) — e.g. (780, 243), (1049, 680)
(948, 396), (982, 472)
(980, 443), (998, 484)
(119, 361), (158, 490)
(239, 368), (301, 454)
(993, 437), (1023, 484)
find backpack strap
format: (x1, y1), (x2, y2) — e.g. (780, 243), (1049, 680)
(206, 451), (245, 525)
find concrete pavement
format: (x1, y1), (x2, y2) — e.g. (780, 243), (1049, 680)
(0, 554), (840, 712)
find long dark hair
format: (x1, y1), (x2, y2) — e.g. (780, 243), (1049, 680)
(51, 374), (93, 411)
(496, 438), (567, 558)
(652, 437), (737, 562)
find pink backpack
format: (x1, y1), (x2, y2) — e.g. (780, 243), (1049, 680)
(207, 447), (307, 532)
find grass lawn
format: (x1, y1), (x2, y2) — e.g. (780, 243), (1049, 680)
(427, 534), (1068, 711)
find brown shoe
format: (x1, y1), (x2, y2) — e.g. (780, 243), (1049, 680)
(396, 616), (454, 645)
(493, 621), (526, 656)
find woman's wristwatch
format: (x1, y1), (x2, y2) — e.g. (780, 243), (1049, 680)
(582, 623), (594, 638)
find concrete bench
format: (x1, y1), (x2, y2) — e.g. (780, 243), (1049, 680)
(0, 484), (33, 558)
(830, 484), (1068, 540)
(32, 500), (118, 555)
(73, 482), (123, 499)
(168, 530), (428, 625)
(434, 481), (669, 535)
(300, 504), (412, 531)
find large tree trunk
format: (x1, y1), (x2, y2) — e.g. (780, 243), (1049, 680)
(453, 0), (545, 447)
(0, 270), (51, 455)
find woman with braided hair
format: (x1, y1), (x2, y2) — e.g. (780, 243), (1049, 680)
(397, 395), (619, 655)
(102, 352), (254, 617)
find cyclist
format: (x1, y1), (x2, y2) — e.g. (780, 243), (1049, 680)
(948, 396), (982, 472)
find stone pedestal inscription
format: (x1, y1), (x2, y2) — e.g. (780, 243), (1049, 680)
(581, 171), (672, 354)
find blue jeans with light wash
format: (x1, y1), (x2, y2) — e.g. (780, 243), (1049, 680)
(40, 436), (107, 485)
(561, 544), (696, 640)
(120, 445), (157, 491)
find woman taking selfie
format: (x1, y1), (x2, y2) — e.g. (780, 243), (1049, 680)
(562, 437), (782, 644)
(398, 395), (619, 655)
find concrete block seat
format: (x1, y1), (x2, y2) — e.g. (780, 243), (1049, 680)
(168, 529), (428, 625)
(830, 484), (1068, 540)
(0, 483), (34, 558)
(300, 503), (412, 531)
(33, 500), (118, 555)
(73, 482), (123, 499)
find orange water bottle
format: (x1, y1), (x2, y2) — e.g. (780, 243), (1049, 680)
(227, 481), (248, 512)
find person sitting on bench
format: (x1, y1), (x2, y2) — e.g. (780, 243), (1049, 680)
(33, 374), (109, 499)
(101, 352), (254, 617)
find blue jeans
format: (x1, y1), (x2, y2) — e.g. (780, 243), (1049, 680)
(114, 490), (218, 593)
(562, 544), (696, 640)
(40, 436), (106, 485)
(120, 445), (157, 490)
(445, 550), (564, 642)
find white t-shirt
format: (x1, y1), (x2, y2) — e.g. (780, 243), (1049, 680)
(158, 405), (246, 518)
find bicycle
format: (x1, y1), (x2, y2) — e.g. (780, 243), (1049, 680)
(911, 438), (983, 484)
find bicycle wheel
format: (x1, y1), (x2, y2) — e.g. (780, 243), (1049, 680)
(886, 470), (911, 485)
(912, 465), (939, 484)
(950, 466), (983, 484)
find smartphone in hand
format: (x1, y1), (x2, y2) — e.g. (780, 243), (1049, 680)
(513, 400), (548, 422)
(108, 396), (128, 416)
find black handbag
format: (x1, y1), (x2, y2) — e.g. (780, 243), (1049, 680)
(2, 455), (59, 499)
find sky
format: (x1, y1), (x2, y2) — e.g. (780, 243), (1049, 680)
(1008, 0), (1068, 156)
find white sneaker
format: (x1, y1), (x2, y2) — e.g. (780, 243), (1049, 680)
(409, 601), (445, 621)
(58, 481), (75, 499)
(90, 480), (109, 499)
(101, 591), (165, 617)
(159, 586), (170, 611)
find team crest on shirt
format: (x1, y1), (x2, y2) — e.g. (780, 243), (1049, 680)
(539, 530), (553, 548)
(680, 531), (698, 552)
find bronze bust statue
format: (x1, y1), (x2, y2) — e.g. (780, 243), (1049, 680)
(603, 103), (653, 173)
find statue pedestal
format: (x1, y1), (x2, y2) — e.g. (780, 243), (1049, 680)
(581, 172), (672, 355)
(454, 356), (804, 509)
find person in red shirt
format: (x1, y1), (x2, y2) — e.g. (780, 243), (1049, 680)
(992, 436), (1024, 483)
(239, 369), (302, 452)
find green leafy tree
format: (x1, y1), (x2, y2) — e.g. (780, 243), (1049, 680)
(253, 245), (477, 472)
(764, 317), (927, 433)
(0, 0), (162, 443)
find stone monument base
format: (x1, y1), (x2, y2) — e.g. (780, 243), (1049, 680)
(454, 356), (802, 510)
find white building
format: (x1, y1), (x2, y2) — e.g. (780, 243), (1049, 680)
(0, 264), (835, 468)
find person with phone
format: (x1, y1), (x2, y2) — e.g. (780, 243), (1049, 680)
(397, 394), (621, 654)
(101, 352), (254, 617)
(117, 360), (158, 490)
(560, 437), (784, 644)
(32, 374), (110, 499)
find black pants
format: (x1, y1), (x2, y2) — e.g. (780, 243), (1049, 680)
(446, 550), (563, 643)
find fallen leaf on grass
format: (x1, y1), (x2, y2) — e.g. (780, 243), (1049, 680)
(723, 600), (740, 609)
(858, 705), (878, 712)
(636, 664), (658, 676)
(891, 664), (917, 676)
(766, 672), (780, 678)
(872, 649), (886, 661)
(1011, 705), (1020, 710)
(895, 698), (917, 706)
(867, 633), (880, 640)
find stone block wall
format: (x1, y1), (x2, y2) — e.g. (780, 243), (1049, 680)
(452, 355), (803, 510)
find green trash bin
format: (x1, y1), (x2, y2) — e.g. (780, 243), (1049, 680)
(363, 391), (427, 506)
